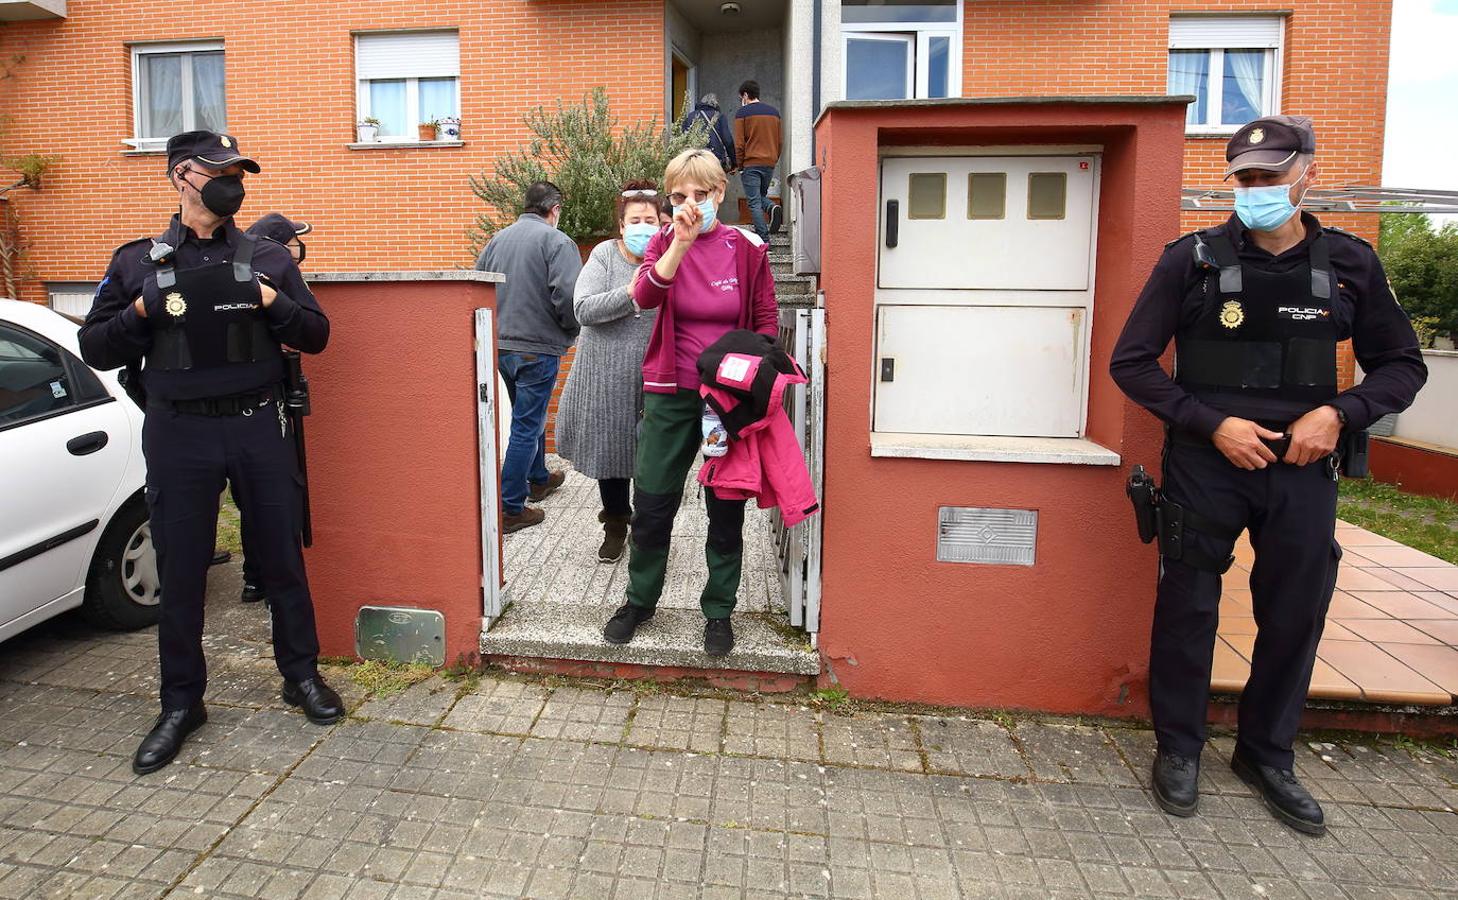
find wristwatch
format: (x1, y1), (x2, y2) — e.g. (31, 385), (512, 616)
(1329, 404), (1348, 427)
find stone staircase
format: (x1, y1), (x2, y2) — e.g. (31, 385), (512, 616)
(767, 229), (817, 308)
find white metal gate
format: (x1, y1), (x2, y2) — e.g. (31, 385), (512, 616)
(474, 308), (504, 627)
(771, 305), (826, 633)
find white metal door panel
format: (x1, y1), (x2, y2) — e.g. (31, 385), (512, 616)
(474, 309), (504, 627)
(879, 155), (1096, 291)
(0, 401), (132, 621)
(874, 305), (1085, 437)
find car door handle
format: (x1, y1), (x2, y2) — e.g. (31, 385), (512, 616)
(67, 431), (109, 456)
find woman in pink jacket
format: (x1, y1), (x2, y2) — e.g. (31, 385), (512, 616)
(601, 148), (778, 658)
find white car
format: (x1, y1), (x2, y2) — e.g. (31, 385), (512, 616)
(0, 297), (158, 641)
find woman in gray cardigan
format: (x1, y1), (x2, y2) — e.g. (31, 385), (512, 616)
(555, 183), (671, 562)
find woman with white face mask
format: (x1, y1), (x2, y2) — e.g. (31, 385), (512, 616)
(555, 181), (671, 563)
(600, 149), (779, 659)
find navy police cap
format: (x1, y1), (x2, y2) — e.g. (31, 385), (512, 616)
(1223, 115), (1316, 180)
(166, 130), (261, 174)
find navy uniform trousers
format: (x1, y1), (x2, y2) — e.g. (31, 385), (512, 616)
(143, 397), (319, 711)
(1151, 438), (1341, 770)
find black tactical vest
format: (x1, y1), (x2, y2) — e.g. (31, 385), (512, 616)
(144, 234), (279, 372)
(1174, 230), (1338, 424)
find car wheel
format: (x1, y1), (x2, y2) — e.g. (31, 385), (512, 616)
(82, 495), (161, 630)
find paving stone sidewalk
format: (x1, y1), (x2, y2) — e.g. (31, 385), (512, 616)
(1, 565), (1456, 899)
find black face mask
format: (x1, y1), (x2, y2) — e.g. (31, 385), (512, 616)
(184, 170), (246, 218)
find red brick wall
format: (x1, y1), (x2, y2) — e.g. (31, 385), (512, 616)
(960, 0), (1392, 388)
(0, 0), (664, 306)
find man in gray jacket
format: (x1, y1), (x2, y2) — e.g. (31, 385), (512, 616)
(476, 182), (582, 532)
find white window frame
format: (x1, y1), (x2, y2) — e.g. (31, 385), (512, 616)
(1168, 16), (1284, 136)
(842, 1), (963, 101)
(128, 40), (226, 150)
(354, 30), (461, 143)
(46, 283), (100, 319)
(843, 33), (916, 101)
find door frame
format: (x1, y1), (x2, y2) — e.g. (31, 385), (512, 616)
(473, 308), (504, 627)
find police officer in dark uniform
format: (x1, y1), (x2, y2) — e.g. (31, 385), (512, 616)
(1111, 116), (1427, 835)
(79, 131), (344, 775)
(227, 212), (313, 604)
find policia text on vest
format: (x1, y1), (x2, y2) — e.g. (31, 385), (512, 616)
(77, 129), (343, 777)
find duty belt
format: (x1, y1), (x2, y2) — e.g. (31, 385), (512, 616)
(152, 385), (282, 417)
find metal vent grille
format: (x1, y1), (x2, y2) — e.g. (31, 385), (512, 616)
(937, 507), (1038, 566)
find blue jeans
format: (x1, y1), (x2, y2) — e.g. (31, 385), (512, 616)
(740, 165), (775, 240)
(498, 351), (560, 514)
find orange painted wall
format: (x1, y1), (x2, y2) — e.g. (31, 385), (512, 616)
(302, 277), (497, 666)
(0, 0), (665, 306)
(813, 100), (1188, 715)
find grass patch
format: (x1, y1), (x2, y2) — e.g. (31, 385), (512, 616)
(811, 686), (852, 714)
(348, 660), (436, 699)
(1337, 477), (1458, 564)
(216, 497), (243, 556)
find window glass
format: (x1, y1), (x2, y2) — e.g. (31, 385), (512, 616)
(967, 173), (1006, 219)
(1221, 50), (1265, 126)
(369, 80), (409, 136)
(1027, 173), (1067, 220)
(846, 36), (913, 100)
(419, 78), (459, 124)
(1167, 50), (1209, 126)
(927, 35), (950, 99)
(141, 53), (184, 138)
(843, 0), (956, 24)
(191, 51), (227, 133)
(0, 326), (75, 425)
(908, 173), (947, 219)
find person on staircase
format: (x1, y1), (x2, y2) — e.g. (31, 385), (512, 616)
(555, 181), (671, 563)
(601, 149), (778, 658)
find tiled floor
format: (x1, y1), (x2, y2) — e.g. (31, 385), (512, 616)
(1213, 522), (1458, 706)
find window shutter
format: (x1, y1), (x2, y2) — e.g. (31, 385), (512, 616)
(1169, 17), (1282, 49)
(356, 31), (460, 80)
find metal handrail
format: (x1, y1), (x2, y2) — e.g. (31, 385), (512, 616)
(1182, 186), (1458, 214)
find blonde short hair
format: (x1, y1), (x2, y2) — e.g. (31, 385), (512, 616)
(664, 148), (726, 193)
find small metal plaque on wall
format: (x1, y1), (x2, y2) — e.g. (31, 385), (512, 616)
(355, 606), (446, 667)
(937, 507), (1038, 566)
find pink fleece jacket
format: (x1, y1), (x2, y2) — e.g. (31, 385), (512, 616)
(632, 223), (779, 394)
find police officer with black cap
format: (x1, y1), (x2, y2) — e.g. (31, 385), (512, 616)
(79, 131), (345, 775)
(1111, 115), (1427, 835)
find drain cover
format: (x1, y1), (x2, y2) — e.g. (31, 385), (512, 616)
(937, 507), (1038, 566)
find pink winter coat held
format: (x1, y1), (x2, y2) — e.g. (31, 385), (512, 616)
(696, 342), (820, 528)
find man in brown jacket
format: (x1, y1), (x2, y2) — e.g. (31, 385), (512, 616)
(732, 79), (783, 241)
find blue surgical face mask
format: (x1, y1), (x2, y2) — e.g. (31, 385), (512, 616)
(672, 198), (719, 234)
(1233, 167), (1309, 232)
(623, 222), (656, 257)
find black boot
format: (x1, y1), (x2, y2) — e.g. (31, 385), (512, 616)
(1232, 748), (1326, 836)
(282, 677), (345, 725)
(240, 582), (266, 603)
(598, 512), (631, 563)
(133, 703), (207, 775)
(704, 618), (735, 657)
(603, 603), (653, 644)
(1152, 750), (1200, 816)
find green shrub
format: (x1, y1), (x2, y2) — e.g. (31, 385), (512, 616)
(469, 89), (708, 251)
(1379, 212), (1458, 342)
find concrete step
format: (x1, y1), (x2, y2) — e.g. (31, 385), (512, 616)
(772, 276), (815, 295)
(481, 601), (820, 676)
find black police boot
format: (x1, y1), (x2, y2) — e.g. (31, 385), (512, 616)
(240, 582), (266, 603)
(1232, 748), (1326, 836)
(282, 677), (345, 725)
(704, 617), (735, 658)
(603, 603), (653, 644)
(210, 549), (232, 566)
(1151, 750), (1200, 817)
(133, 703), (207, 775)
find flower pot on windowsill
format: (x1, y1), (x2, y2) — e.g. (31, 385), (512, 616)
(438, 117), (461, 141)
(356, 122), (379, 143)
(417, 123), (438, 142)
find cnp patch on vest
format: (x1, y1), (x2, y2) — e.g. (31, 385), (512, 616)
(1277, 306), (1331, 322)
(165, 292), (187, 317)
(1219, 300), (1245, 330)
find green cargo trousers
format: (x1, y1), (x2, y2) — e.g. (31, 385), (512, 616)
(625, 390), (747, 619)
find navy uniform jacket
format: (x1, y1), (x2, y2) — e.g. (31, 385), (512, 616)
(79, 215), (329, 401)
(1110, 213), (1427, 437)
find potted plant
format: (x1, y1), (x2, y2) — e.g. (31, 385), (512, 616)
(438, 117), (461, 141)
(417, 119), (439, 142)
(356, 118), (381, 143)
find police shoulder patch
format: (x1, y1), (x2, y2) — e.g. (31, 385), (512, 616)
(1322, 226), (1373, 249)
